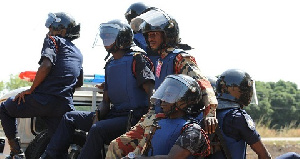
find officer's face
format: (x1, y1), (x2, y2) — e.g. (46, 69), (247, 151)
(161, 100), (187, 118)
(160, 101), (174, 114)
(147, 31), (164, 50)
(104, 41), (116, 52)
(48, 28), (66, 37)
(101, 33), (117, 52)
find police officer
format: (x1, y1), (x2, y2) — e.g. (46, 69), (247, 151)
(130, 9), (218, 133)
(211, 69), (272, 159)
(125, 3), (192, 66)
(125, 2), (160, 65)
(125, 2), (152, 52)
(41, 19), (155, 159)
(0, 12), (83, 159)
(107, 74), (211, 158)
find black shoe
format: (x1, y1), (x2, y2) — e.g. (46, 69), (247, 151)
(6, 137), (25, 159)
(5, 152), (25, 159)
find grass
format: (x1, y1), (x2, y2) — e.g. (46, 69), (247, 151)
(255, 119), (300, 137)
(247, 119), (300, 158)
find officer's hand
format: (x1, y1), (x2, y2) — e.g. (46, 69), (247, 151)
(13, 89), (32, 105)
(92, 110), (99, 124)
(96, 82), (105, 90)
(204, 116), (218, 134)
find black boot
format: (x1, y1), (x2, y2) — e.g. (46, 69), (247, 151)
(5, 137), (25, 159)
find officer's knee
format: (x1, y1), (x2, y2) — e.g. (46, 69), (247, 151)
(0, 99), (11, 116)
(89, 124), (102, 134)
(62, 111), (78, 126)
(63, 111), (78, 120)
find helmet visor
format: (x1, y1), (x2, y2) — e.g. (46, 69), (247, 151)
(45, 13), (61, 28)
(130, 9), (169, 33)
(250, 80), (258, 105)
(151, 78), (188, 104)
(99, 24), (120, 46)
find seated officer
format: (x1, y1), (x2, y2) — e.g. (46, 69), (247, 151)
(41, 19), (155, 159)
(210, 69), (272, 159)
(107, 74), (211, 159)
(130, 8), (218, 134)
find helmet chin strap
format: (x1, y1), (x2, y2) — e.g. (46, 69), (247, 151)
(165, 102), (186, 117)
(164, 105), (176, 117)
(104, 44), (118, 61)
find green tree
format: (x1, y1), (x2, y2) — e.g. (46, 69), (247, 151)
(270, 92), (295, 128)
(0, 81), (4, 92)
(245, 80), (300, 129)
(245, 81), (273, 124)
(0, 81), (4, 96)
(5, 74), (32, 91)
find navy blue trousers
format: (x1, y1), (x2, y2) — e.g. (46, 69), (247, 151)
(0, 95), (73, 139)
(45, 110), (140, 159)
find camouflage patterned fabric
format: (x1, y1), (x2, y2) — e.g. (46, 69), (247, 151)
(106, 111), (165, 158)
(106, 48), (218, 158)
(171, 49), (218, 118)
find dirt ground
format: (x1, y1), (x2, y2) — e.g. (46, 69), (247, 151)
(246, 141), (300, 158)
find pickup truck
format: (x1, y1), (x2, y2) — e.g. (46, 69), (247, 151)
(0, 79), (103, 159)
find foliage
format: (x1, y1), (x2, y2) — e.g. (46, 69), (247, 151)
(0, 81), (4, 92)
(245, 80), (300, 129)
(5, 74), (32, 91)
(256, 119), (300, 137)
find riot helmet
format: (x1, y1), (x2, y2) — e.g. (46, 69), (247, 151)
(130, 9), (180, 49)
(216, 69), (258, 106)
(45, 12), (80, 41)
(99, 19), (133, 54)
(151, 74), (202, 115)
(125, 2), (150, 24)
(207, 76), (217, 95)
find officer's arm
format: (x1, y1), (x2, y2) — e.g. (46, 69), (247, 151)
(250, 140), (272, 159)
(97, 90), (111, 120)
(174, 54), (218, 134)
(143, 81), (154, 109)
(74, 67), (83, 88)
(134, 53), (155, 109)
(30, 57), (52, 92)
(14, 57), (52, 104)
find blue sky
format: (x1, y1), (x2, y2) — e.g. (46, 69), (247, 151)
(1, 0), (300, 87)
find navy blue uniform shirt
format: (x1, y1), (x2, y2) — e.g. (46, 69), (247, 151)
(34, 35), (83, 105)
(222, 108), (260, 145)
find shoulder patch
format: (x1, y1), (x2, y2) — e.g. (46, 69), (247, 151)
(243, 113), (255, 130)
